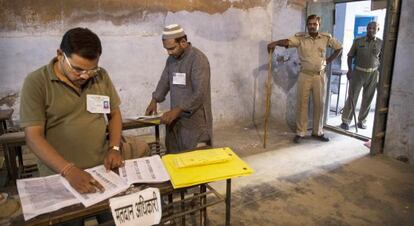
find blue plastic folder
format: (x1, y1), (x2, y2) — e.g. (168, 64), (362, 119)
(162, 147), (253, 188)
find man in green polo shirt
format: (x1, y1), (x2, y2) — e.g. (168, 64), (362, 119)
(20, 28), (124, 194)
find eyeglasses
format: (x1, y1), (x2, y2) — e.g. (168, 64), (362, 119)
(63, 53), (100, 77)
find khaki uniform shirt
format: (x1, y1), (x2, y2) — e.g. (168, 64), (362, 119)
(348, 36), (382, 69)
(20, 58), (121, 175)
(288, 32), (342, 73)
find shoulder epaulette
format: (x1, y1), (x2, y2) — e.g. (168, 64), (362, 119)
(319, 32), (332, 38)
(295, 32), (306, 37)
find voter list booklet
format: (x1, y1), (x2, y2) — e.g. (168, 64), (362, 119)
(17, 174), (80, 220)
(61, 165), (130, 207)
(119, 155), (170, 184)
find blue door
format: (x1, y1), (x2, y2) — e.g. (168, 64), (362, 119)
(354, 16), (376, 38)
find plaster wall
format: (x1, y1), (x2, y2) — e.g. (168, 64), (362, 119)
(383, 0), (414, 163)
(0, 0), (305, 132)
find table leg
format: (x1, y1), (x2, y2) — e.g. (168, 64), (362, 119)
(200, 184), (207, 226)
(4, 144), (18, 184)
(155, 125), (160, 153)
(2, 144), (11, 183)
(168, 193), (175, 225)
(155, 125), (160, 143)
(16, 146), (24, 176)
(226, 179), (231, 226)
(180, 190), (186, 226)
(0, 121), (7, 134)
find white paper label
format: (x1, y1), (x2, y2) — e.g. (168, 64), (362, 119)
(109, 187), (162, 226)
(172, 73), (186, 85)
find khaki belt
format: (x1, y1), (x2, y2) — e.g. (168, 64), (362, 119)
(355, 66), (378, 73)
(301, 69), (324, 76)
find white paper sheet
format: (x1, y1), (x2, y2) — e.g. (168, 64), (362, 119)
(119, 155), (170, 184)
(61, 165), (130, 207)
(17, 175), (80, 221)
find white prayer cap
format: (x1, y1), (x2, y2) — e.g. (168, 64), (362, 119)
(162, 24), (186, 40)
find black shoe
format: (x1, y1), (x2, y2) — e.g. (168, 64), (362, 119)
(340, 122), (349, 130)
(293, 135), (304, 144)
(312, 134), (330, 142)
(357, 122), (367, 129)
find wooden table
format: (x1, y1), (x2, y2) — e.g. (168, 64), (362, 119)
(0, 121), (234, 225)
(0, 120), (161, 184)
(1, 179), (231, 226)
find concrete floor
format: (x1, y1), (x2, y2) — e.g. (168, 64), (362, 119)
(327, 109), (375, 138)
(206, 123), (414, 226)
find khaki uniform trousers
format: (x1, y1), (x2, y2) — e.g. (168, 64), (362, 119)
(296, 71), (326, 136)
(342, 70), (378, 124)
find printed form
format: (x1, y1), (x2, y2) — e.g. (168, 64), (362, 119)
(119, 155), (170, 184)
(61, 165), (130, 207)
(17, 175), (80, 220)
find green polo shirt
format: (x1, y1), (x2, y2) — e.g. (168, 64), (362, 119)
(20, 58), (121, 176)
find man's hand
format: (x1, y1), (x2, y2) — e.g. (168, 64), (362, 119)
(161, 108), (183, 124)
(327, 48), (342, 65)
(326, 58), (332, 64)
(267, 42), (276, 53)
(267, 40), (289, 53)
(65, 167), (105, 194)
(346, 70), (353, 80)
(104, 149), (124, 170)
(145, 99), (157, 116)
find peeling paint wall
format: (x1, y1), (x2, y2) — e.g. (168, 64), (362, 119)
(384, 0), (414, 164)
(0, 0), (306, 130)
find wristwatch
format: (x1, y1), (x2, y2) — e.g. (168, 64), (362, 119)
(109, 145), (121, 152)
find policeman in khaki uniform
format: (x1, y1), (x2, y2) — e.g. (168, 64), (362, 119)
(340, 22), (382, 130)
(268, 14), (342, 143)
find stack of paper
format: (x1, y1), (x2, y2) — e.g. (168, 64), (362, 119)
(17, 155), (171, 220)
(135, 113), (162, 124)
(162, 147), (253, 188)
(172, 148), (231, 168)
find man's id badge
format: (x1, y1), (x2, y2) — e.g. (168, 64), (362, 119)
(87, 94), (110, 114)
(172, 73), (186, 85)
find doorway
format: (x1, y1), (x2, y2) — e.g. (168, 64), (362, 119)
(326, 0), (386, 139)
